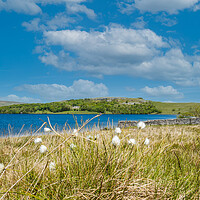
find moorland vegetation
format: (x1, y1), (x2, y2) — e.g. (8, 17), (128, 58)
(0, 118), (199, 199)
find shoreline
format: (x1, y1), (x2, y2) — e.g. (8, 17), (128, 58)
(0, 113), (177, 115)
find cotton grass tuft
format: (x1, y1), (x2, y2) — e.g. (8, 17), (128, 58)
(144, 138), (150, 145)
(34, 137), (42, 144)
(137, 121), (146, 129)
(115, 127), (122, 134)
(49, 162), (56, 172)
(112, 135), (120, 146)
(39, 145), (47, 153)
(73, 129), (78, 136)
(128, 138), (136, 145)
(44, 127), (51, 133)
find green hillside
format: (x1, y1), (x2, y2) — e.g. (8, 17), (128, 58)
(0, 98), (200, 115)
(152, 102), (200, 115)
(0, 97), (159, 114)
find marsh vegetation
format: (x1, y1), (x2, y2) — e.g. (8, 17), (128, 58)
(0, 118), (199, 199)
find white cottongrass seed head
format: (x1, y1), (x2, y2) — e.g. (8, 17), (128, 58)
(34, 137), (42, 144)
(44, 127), (51, 132)
(49, 162), (56, 172)
(128, 138), (136, 145)
(112, 135), (120, 146)
(70, 143), (76, 150)
(144, 138), (150, 145)
(39, 145), (47, 153)
(115, 127), (122, 134)
(0, 163), (4, 173)
(73, 129), (78, 136)
(137, 121), (146, 129)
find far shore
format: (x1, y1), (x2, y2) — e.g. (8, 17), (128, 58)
(0, 112), (177, 115)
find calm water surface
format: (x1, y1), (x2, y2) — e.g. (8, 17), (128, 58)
(0, 114), (176, 136)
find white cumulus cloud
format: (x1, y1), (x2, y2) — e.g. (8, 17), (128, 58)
(0, 0), (41, 15)
(142, 86), (183, 98)
(39, 25), (200, 86)
(134, 0), (199, 14)
(41, 25), (167, 75)
(0, 0), (96, 19)
(15, 79), (109, 101)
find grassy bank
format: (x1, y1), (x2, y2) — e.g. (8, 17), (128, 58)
(33, 110), (100, 114)
(0, 121), (199, 199)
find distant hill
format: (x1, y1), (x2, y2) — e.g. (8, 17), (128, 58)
(0, 101), (21, 107)
(0, 98), (200, 115)
(152, 101), (200, 115)
(0, 97), (159, 114)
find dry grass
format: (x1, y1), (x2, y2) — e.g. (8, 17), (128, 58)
(0, 121), (199, 199)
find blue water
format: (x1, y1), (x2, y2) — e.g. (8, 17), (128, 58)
(0, 114), (176, 136)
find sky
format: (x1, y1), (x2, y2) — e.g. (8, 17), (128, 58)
(0, 0), (200, 103)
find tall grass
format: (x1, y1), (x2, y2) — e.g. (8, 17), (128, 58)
(0, 120), (199, 199)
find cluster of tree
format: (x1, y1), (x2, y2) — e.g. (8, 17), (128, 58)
(0, 99), (161, 114)
(0, 102), (71, 114)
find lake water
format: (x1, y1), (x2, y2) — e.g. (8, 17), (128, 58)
(0, 114), (176, 137)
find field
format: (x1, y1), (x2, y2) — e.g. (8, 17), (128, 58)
(152, 102), (200, 115)
(0, 117), (199, 199)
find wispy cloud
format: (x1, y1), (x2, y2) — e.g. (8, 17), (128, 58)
(22, 14), (76, 32)
(156, 14), (177, 27)
(125, 87), (136, 92)
(131, 16), (146, 29)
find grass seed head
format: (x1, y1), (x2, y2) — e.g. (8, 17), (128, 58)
(115, 127), (122, 134)
(128, 138), (136, 145)
(73, 129), (78, 136)
(137, 121), (146, 129)
(49, 162), (56, 172)
(144, 138), (150, 145)
(34, 137), (42, 144)
(112, 135), (120, 146)
(44, 127), (51, 133)
(39, 145), (47, 153)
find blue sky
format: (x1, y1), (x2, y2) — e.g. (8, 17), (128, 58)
(0, 0), (200, 103)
